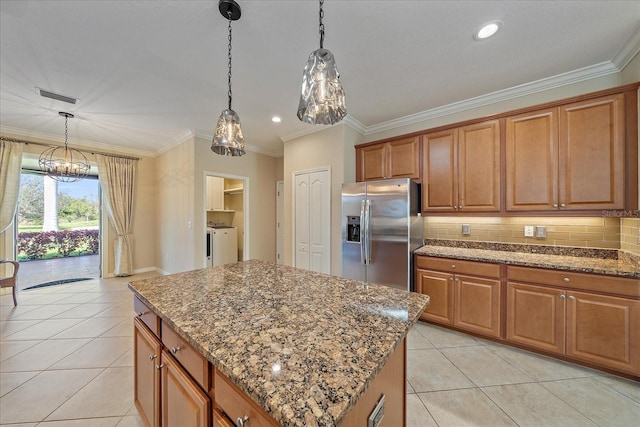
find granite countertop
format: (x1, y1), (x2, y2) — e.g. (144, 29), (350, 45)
(128, 260), (429, 427)
(415, 240), (640, 279)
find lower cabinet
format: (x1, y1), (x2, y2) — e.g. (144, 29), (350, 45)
(134, 316), (212, 427)
(415, 256), (501, 338)
(135, 317), (161, 427)
(506, 266), (640, 376)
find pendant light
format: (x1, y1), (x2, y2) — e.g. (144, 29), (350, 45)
(211, 0), (245, 157)
(297, 0), (346, 125)
(38, 112), (90, 182)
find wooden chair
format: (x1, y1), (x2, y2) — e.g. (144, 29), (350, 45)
(0, 260), (19, 306)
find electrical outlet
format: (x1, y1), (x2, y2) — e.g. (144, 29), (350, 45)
(462, 224), (470, 235)
(524, 225), (534, 237)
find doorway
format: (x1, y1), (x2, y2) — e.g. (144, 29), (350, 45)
(276, 180), (283, 265)
(203, 172), (249, 267)
(15, 170), (101, 289)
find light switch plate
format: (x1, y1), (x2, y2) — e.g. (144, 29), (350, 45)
(524, 225), (534, 237)
(462, 224), (470, 235)
(535, 225), (546, 238)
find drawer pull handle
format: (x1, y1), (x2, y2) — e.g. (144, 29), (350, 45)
(171, 346), (181, 355)
(137, 311), (148, 317)
(155, 364), (164, 370)
(568, 295), (575, 300)
(149, 354), (157, 361)
(553, 203), (558, 208)
(236, 415), (249, 426)
(563, 277), (570, 282)
(560, 203), (566, 208)
(451, 264), (456, 268)
(559, 294), (565, 299)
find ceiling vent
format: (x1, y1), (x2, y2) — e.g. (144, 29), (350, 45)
(36, 87), (78, 104)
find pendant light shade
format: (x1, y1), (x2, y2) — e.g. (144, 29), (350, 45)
(297, 0), (346, 125)
(211, 0), (245, 157)
(212, 108), (244, 156)
(38, 112), (90, 182)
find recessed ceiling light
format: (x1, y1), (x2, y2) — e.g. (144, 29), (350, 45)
(272, 116), (282, 123)
(474, 21), (502, 40)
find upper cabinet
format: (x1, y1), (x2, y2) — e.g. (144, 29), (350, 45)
(422, 120), (500, 213)
(356, 136), (420, 182)
(206, 176), (225, 211)
(506, 94), (625, 211)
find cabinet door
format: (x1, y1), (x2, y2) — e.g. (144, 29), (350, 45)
(566, 291), (639, 375)
(505, 109), (559, 211)
(388, 137), (420, 179)
(134, 318), (161, 427)
(422, 129), (457, 212)
(415, 269), (453, 325)
(559, 94), (625, 210)
(161, 351), (211, 427)
(206, 176), (225, 211)
(454, 274), (501, 338)
(458, 120), (501, 212)
(506, 282), (565, 354)
(357, 144), (387, 181)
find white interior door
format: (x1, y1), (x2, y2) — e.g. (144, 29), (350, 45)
(293, 168), (330, 274)
(294, 174), (310, 270)
(276, 181), (284, 265)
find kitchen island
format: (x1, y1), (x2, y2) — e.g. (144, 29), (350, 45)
(128, 260), (430, 427)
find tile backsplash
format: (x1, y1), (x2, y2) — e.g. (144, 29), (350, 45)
(423, 216), (622, 249)
(620, 218), (640, 254)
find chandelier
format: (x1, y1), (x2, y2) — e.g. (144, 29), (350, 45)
(211, 0), (245, 157)
(38, 112), (90, 182)
(297, 0), (347, 125)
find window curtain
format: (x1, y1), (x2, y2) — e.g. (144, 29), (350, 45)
(0, 140), (24, 233)
(97, 154), (137, 276)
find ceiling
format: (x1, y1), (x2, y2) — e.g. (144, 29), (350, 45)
(1, 1), (639, 158)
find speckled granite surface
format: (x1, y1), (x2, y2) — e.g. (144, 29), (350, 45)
(416, 240), (640, 279)
(128, 260), (429, 427)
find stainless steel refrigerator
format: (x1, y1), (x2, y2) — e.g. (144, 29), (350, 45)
(341, 178), (422, 292)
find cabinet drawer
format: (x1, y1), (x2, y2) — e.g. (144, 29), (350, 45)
(213, 408), (235, 427)
(507, 266), (640, 298)
(215, 371), (277, 427)
(162, 323), (211, 390)
(415, 256), (500, 278)
(134, 296), (160, 337)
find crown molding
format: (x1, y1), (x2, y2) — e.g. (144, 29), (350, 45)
(0, 125), (155, 158)
(612, 24), (640, 70)
(363, 61), (620, 136)
(193, 130), (283, 157)
(154, 129), (195, 156)
(280, 114), (366, 143)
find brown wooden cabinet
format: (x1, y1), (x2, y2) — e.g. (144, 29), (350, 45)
(415, 256), (501, 338)
(506, 266), (640, 375)
(161, 350), (211, 427)
(135, 317), (161, 427)
(506, 93), (625, 212)
(356, 136), (420, 182)
(422, 120), (500, 213)
(134, 300), (212, 427)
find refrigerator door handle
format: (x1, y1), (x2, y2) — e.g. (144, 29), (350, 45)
(360, 200), (366, 265)
(366, 199), (372, 264)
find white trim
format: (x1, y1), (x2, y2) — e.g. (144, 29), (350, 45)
(202, 170), (250, 266)
(0, 125), (155, 158)
(280, 116), (365, 143)
(363, 61), (620, 136)
(276, 180), (284, 265)
(613, 25), (640, 70)
(194, 130), (282, 157)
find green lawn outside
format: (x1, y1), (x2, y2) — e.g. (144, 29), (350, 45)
(18, 220), (99, 233)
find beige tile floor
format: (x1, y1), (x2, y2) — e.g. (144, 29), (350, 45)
(1, 273), (639, 426)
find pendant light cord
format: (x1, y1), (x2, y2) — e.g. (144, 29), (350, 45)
(319, 0), (325, 49)
(64, 115), (69, 148)
(227, 12), (233, 110)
